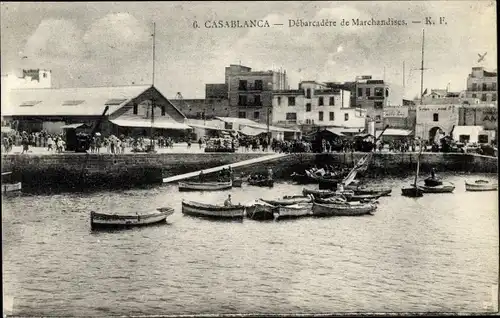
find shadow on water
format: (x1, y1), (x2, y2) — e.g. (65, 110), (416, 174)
(180, 214), (244, 223)
(89, 221), (173, 234)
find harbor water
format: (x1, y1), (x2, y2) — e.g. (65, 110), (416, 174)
(2, 173), (498, 315)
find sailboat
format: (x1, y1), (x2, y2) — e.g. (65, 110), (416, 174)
(402, 145), (424, 197)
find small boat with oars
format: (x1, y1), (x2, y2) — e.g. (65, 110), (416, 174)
(315, 193), (380, 203)
(260, 195), (312, 206)
(1, 171), (22, 195)
(345, 184), (392, 196)
(178, 181), (232, 192)
(465, 179), (498, 192)
(275, 203), (313, 220)
(181, 200), (245, 219)
(312, 201), (377, 217)
(245, 200), (276, 220)
(417, 181), (455, 193)
(90, 207), (174, 229)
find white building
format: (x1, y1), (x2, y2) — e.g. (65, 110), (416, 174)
(272, 81), (366, 133)
(1, 69), (52, 90)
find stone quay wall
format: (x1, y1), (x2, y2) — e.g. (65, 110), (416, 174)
(1, 152), (497, 193)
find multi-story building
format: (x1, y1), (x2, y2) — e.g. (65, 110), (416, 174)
(170, 83), (231, 120)
(1, 69), (52, 90)
(350, 76), (390, 129)
(272, 81), (366, 134)
(226, 64), (287, 124)
(415, 104), (460, 142)
(464, 67), (497, 103)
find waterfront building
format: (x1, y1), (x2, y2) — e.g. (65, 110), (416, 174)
(350, 75), (390, 130)
(415, 104), (460, 142)
(272, 81), (366, 135)
(464, 66), (497, 103)
(226, 64), (287, 124)
(1, 85), (191, 136)
(170, 84), (231, 120)
(1, 69), (52, 90)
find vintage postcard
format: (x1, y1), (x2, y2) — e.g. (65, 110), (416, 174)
(1, 1), (498, 317)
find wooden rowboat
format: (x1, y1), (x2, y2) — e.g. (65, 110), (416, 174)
(260, 195), (312, 206)
(465, 179), (498, 192)
(345, 185), (392, 196)
(248, 179), (274, 188)
(178, 181), (232, 192)
(417, 181), (455, 193)
(401, 186), (423, 197)
(245, 200), (276, 220)
(312, 202), (377, 217)
(302, 188), (336, 198)
(275, 203), (313, 219)
(2, 181), (22, 194)
(90, 207), (174, 229)
(181, 200), (245, 219)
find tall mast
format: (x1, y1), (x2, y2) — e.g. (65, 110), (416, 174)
(420, 29), (425, 105)
(150, 22), (156, 150)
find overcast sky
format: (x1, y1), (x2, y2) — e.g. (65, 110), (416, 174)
(1, 1), (496, 103)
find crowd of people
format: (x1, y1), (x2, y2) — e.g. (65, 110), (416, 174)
(2, 130), (67, 154)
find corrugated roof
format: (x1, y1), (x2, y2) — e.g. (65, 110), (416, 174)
(2, 85), (151, 116)
(110, 118), (191, 130)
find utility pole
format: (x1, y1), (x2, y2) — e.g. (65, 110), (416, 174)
(150, 22), (156, 151)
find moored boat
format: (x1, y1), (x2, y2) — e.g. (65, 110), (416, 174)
(291, 172), (312, 184)
(302, 188), (336, 198)
(401, 186), (423, 197)
(90, 207), (174, 229)
(248, 178), (274, 188)
(465, 179), (498, 192)
(261, 195), (312, 206)
(181, 200), (245, 219)
(424, 177), (443, 187)
(232, 178), (243, 187)
(245, 200), (276, 220)
(315, 193), (381, 203)
(275, 203), (313, 219)
(1, 172), (22, 195)
(178, 181), (232, 192)
(345, 185), (392, 196)
(417, 181), (455, 193)
(312, 201), (377, 217)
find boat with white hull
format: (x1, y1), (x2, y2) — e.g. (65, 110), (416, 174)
(90, 207), (174, 229)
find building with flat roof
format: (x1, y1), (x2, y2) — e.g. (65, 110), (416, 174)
(464, 67), (497, 103)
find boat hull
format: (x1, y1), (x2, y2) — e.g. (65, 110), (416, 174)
(291, 173), (313, 184)
(312, 202), (376, 216)
(182, 200), (245, 219)
(401, 186), (423, 197)
(424, 178), (443, 187)
(276, 203), (313, 219)
(232, 179), (243, 187)
(248, 179), (274, 188)
(261, 195), (312, 206)
(346, 185), (392, 196)
(90, 208), (174, 229)
(465, 180), (498, 192)
(302, 188), (336, 198)
(178, 181), (232, 192)
(246, 204), (276, 220)
(2, 182), (22, 194)
(417, 181), (455, 193)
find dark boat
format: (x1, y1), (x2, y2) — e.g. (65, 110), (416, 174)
(90, 207), (174, 229)
(317, 177), (341, 190)
(181, 200), (245, 219)
(178, 181), (232, 192)
(245, 200), (276, 220)
(402, 145), (424, 198)
(417, 181), (455, 193)
(291, 172), (313, 184)
(424, 177), (443, 187)
(248, 178), (274, 188)
(232, 178), (243, 187)
(345, 185), (392, 196)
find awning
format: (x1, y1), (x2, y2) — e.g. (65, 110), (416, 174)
(60, 123), (87, 129)
(376, 129), (413, 137)
(325, 128), (345, 136)
(188, 123), (232, 131)
(240, 126), (267, 136)
(110, 119), (191, 130)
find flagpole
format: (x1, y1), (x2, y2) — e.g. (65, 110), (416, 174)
(150, 22), (156, 151)
(420, 29), (425, 105)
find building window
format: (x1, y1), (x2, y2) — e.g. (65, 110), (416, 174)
(305, 119), (313, 124)
(254, 111), (260, 119)
(374, 87), (384, 97)
(459, 134), (470, 143)
(472, 83), (478, 91)
(254, 80), (263, 90)
(161, 105), (166, 116)
(288, 96), (295, 106)
(133, 103), (138, 115)
(329, 112), (334, 121)
(238, 111), (246, 118)
(472, 93), (477, 98)
(357, 88), (363, 97)
(43, 72), (47, 78)
(374, 101), (383, 109)
(385, 88), (389, 97)
(306, 103), (311, 112)
(375, 115), (381, 122)
(254, 95), (262, 106)
(329, 96), (335, 106)
(277, 97), (281, 105)
(492, 93), (497, 102)
(239, 80), (247, 90)
(492, 83), (497, 91)
(478, 135), (489, 143)
(482, 83), (488, 91)
(319, 111), (324, 121)
(306, 88), (311, 98)
(238, 95), (247, 106)
(318, 97), (324, 106)
(344, 113), (349, 121)
(286, 112), (297, 121)
(481, 94), (487, 101)
(433, 113), (439, 122)
(366, 88), (371, 97)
